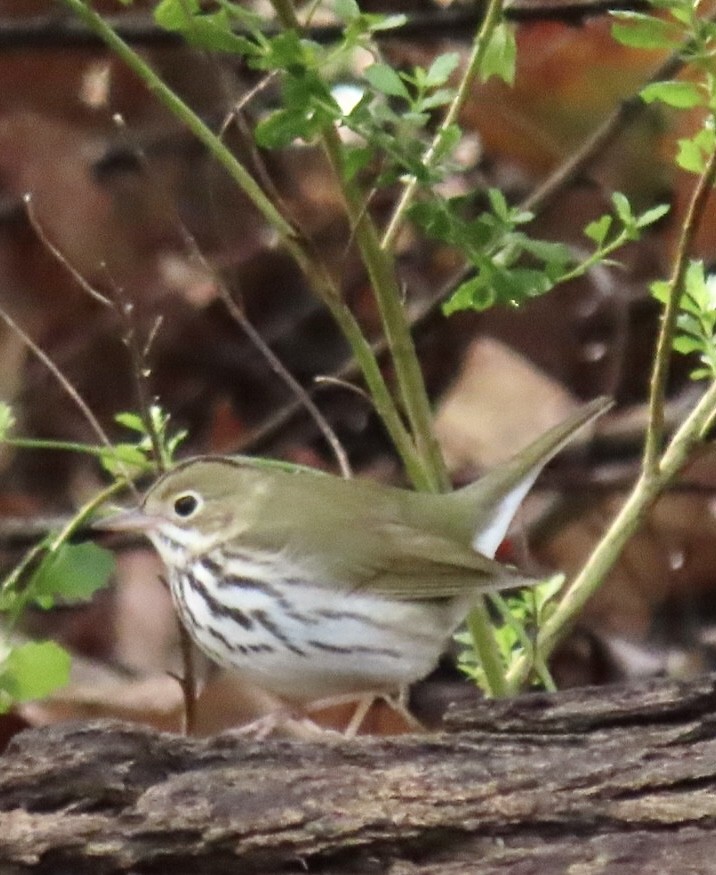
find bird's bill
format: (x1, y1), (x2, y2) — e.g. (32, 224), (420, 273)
(93, 508), (162, 533)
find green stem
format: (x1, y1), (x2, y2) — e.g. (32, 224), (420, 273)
(269, 0), (448, 492)
(505, 375), (716, 693)
(61, 0), (428, 484)
(644, 121), (716, 473)
(2, 479), (129, 629)
(504, 126), (716, 693)
(61, 0), (298, 248)
(381, 0), (505, 250)
(321, 130), (449, 492)
(467, 599), (508, 697)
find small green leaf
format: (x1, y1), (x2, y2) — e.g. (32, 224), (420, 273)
(363, 63), (410, 99)
(333, 0), (360, 22)
(115, 411), (147, 434)
(611, 13), (679, 49)
(611, 191), (635, 227)
(443, 275), (495, 314)
(640, 80), (704, 108)
(690, 367), (714, 380)
(480, 22), (517, 85)
(0, 640), (71, 706)
(418, 88), (457, 110)
(425, 52), (460, 88)
(677, 136), (708, 173)
(342, 144), (373, 180)
(255, 108), (307, 148)
(518, 237), (574, 268)
(650, 279), (670, 303)
(488, 187), (511, 222)
(154, 0), (258, 54)
(366, 13), (407, 32)
(0, 403), (15, 440)
(673, 335), (703, 354)
(99, 444), (150, 478)
(584, 214), (613, 246)
(635, 203), (670, 228)
(29, 542), (114, 609)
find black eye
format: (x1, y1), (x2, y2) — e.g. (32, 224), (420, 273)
(173, 492), (200, 518)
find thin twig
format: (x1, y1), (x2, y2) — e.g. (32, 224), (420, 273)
(381, 0), (506, 250)
(24, 194), (112, 309)
(0, 305), (112, 452)
(101, 265), (168, 474)
(643, 123), (716, 473)
(218, 284), (354, 478)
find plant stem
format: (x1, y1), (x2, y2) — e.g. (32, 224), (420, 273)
(644, 129), (716, 473)
(503, 121), (716, 692)
(381, 0), (505, 250)
(320, 129), (449, 492)
(61, 0), (299, 247)
(505, 317), (716, 695)
(60, 0), (430, 485)
(467, 599), (508, 697)
(269, 0), (448, 492)
(1, 479), (128, 629)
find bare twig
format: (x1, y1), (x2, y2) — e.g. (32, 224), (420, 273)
(0, 304), (112, 452)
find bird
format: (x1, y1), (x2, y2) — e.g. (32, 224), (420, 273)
(98, 397), (610, 723)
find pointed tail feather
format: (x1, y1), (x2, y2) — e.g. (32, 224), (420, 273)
(456, 396), (612, 558)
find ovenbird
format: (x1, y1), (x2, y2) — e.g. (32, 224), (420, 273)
(100, 397), (610, 705)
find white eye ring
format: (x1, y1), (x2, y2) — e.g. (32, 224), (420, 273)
(172, 491), (203, 519)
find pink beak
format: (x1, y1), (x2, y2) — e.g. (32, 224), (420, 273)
(93, 508), (163, 533)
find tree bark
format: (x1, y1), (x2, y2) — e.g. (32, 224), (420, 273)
(2, 673), (716, 874)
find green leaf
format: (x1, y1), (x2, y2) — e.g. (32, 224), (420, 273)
(611, 13), (679, 49)
(363, 64), (410, 99)
(256, 108), (308, 148)
(419, 88), (457, 110)
(641, 80), (704, 108)
(673, 335), (704, 354)
(99, 444), (150, 478)
(432, 123), (462, 162)
(443, 275), (495, 314)
(488, 187), (511, 222)
(0, 640), (71, 707)
(29, 542), (114, 609)
(366, 13), (407, 32)
(676, 127), (716, 174)
(333, 0), (360, 22)
(677, 136), (708, 173)
(480, 22), (517, 85)
(518, 237), (574, 268)
(584, 214), (613, 246)
(650, 279), (670, 303)
(635, 203), (670, 228)
(425, 52), (460, 88)
(115, 411), (147, 434)
(342, 144), (373, 181)
(0, 402), (15, 440)
(154, 0), (258, 54)
(611, 191), (634, 224)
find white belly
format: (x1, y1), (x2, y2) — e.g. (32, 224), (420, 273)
(168, 555), (454, 703)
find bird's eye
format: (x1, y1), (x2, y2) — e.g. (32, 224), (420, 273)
(173, 492), (202, 518)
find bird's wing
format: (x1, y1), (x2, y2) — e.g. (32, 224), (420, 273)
(345, 521), (536, 600)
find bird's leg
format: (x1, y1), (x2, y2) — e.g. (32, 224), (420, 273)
(306, 689), (426, 736)
(230, 707), (342, 740)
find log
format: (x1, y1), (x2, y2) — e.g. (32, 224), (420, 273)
(2, 673), (716, 874)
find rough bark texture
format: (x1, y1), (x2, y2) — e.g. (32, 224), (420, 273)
(2, 674), (716, 874)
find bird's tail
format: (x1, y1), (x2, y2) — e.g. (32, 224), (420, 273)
(454, 396), (612, 558)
